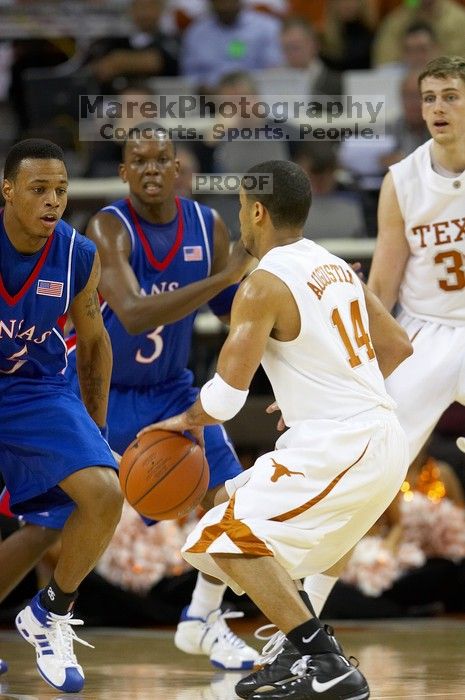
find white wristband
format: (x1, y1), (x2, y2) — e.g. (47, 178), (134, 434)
(200, 372), (249, 422)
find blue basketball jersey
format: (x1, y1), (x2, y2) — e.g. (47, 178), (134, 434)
(95, 196), (217, 387)
(0, 215), (95, 379)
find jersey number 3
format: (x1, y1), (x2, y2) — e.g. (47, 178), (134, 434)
(434, 250), (465, 292)
(331, 299), (375, 368)
(135, 326), (164, 364)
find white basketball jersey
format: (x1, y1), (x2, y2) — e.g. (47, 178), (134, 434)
(390, 140), (465, 325)
(256, 239), (395, 427)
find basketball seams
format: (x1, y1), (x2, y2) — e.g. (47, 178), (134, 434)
(140, 454), (208, 518)
(120, 430), (208, 520)
(120, 434), (180, 494)
(132, 442), (201, 506)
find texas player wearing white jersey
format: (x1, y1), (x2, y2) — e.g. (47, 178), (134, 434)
(140, 160), (412, 700)
(369, 56), (465, 463)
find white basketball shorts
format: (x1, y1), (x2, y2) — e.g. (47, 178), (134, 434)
(386, 310), (465, 463)
(182, 407), (408, 592)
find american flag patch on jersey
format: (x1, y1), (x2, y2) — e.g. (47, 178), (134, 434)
(183, 245), (203, 262)
(36, 279), (64, 297)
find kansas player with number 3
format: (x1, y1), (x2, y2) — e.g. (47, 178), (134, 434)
(65, 124), (258, 670)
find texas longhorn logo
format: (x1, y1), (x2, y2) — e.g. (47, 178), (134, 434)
(270, 458), (305, 483)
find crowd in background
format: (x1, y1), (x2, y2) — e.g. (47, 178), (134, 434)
(2, 0), (465, 240)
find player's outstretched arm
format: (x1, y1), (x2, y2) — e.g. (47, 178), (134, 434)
(68, 251), (112, 429)
(86, 211), (251, 334)
(363, 282), (413, 378)
(367, 171), (410, 313)
(138, 271), (280, 435)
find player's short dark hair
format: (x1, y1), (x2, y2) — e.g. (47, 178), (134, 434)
(122, 122), (177, 159)
(3, 138), (65, 181)
(419, 55), (465, 87)
(243, 160), (312, 228)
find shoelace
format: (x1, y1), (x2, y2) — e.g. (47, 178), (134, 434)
(208, 610), (247, 649)
(47, 613), (94, 664)
(289, 654), (358, 682)
(290, 655), (312, 677)
(254, 624), (286, 665)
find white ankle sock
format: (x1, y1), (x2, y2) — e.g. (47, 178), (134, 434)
(187, 574), (227, 619)
(303, 574), (338, 616)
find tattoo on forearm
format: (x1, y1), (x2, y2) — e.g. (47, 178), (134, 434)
(80, 366), (105, 414)
(83, 374), (105, 401)
(77, 327), (112, 425)
(85, 291), (100, 319)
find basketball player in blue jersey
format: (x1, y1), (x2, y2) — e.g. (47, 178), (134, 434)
(0, 139), (123, 693)
(65, 125), (258, 670)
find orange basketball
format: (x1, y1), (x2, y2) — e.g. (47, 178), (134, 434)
(119, 430), (209, 520)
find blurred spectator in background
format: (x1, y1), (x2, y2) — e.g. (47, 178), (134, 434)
(9, 39), (72, 131)
(399, 21), (440, 72)
(280, 17), (343, 95)
(164, 0), (288, 33)
(320, 0), (376, 71)
(192, 70), (291, 238)
(295, 141), (367, 238)
(380, 70), (430, 169)
(373, 0), (465, 66)
(180, 0), (283, 89)
(85, 84), (155, 177)
(378, 20), (440, 80)
(209, 70), (291, 172)
(87, 0), (179, 93)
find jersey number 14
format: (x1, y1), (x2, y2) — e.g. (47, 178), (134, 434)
(331, 299), (376, 368)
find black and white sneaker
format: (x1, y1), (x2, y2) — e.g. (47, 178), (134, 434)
(235, 625), (344, 699)
(248, 653), (369, 699)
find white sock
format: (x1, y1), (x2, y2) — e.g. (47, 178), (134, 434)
(187, 574), (227, 619)
(303, 574), (338, 617)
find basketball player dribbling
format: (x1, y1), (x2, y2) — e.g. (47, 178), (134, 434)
(0, 139), (122, 692)
(64, 125), (259, 670)
(139, 159), (413, 699)
(235, 55), (465, 687)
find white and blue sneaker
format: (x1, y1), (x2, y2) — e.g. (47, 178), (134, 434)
(15, 592), (93, 692)
(174, 607), (259, 671)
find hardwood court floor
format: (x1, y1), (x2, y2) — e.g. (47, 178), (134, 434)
(1, 619), (465, 699)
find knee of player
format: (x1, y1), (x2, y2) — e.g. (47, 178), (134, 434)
(80, 468), (123, 522)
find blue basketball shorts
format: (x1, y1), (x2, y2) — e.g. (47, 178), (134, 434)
(65, 361), (243, 490)
(0, 376), (117, 530)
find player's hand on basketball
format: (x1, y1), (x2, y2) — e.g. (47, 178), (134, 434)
(266, 401), (287, 432)
(137, 414), (205, 448)
(224, 241), (255, 283)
